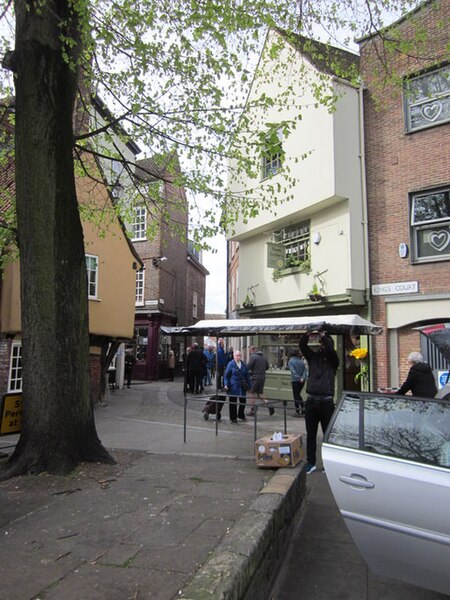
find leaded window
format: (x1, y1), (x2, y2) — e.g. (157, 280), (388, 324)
(273, 222), (310, 268)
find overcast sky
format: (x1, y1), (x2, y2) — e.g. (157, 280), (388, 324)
(203, 234), (227, 315)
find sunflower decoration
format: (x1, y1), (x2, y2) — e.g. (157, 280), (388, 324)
(349, 347), (369, 389)
(349, 348), (368, 361)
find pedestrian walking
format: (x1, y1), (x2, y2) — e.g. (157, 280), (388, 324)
(223, 350), (252, 423)
(288, 348), (308, 416)
(187, 343), (206, 394)
(168, 349), (176, 381)
(217, 338), (228, 388)
(203, 345), (215, 387)
(124, 349), (137, 389)
(395, 351), (437, 398)
(246, 346), (273, 416)
(299, 330), (339, 474)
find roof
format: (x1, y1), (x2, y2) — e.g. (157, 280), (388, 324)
(135, 153), (181, 183)
(91, 95), (141, 156)
(165, 314), (382, 336)
(275, 29), (360, 81)
(356, 0), (436, 44)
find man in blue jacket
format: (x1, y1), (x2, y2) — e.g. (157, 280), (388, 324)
(299, 330), (339, 474)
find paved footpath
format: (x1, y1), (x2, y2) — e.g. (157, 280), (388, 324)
(0, 381), (306, 600)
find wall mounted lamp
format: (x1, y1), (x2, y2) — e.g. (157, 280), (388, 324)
(152, 256), (168, 268)
(313, 232), (322, 245)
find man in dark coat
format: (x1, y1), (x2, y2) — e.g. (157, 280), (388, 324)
(299, 330), (339, 474)
(187, 343), (207, 394)
(396, 351), (437, 398)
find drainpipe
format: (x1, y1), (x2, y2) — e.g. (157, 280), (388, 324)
(358, 83), (374, 387)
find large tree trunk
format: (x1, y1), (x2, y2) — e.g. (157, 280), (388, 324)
(5, 0), (114, 476)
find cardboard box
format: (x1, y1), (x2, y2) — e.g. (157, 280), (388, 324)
(255, 433), (303, 468)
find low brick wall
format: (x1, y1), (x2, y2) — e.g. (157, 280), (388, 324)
(180, 461), (307, 600)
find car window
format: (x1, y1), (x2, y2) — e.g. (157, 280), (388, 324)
(326, 393), (450, 468)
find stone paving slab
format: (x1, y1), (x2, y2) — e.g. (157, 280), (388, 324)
(0, 381), (308, 600)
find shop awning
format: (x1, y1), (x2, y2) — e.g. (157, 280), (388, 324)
(175, 314), (382, 336)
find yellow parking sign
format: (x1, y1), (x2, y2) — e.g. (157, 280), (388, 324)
(1, 393), (22, 435)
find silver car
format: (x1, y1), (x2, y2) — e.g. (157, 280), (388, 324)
(322, 391), (450, 594)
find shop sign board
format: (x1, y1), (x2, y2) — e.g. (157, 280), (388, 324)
(371, 281), (419, 296)
(1, 393), (22, 435)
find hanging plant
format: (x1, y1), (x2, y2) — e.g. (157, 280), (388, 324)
(242, 294), (254, 309)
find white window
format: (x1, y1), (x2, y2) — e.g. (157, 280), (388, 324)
(8, 343), (22, 392)
(404, 64), (450, 132)
(135, 270), (145, 305)
(132, 206), (147, 241)
(193, 291), (198, 318)
(410, 187), (450, 263)
(85, 254), (99, 299)
(261, 128), (284, 179)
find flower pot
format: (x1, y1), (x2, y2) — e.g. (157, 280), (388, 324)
(308, 293), (322, 302)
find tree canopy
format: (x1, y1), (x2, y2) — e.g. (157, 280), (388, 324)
(0, 0), (434, 477)
(0, 0), (427, 246)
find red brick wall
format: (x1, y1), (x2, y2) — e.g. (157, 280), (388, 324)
(360, 0), (450, 388)
(0, 335), (11, 397)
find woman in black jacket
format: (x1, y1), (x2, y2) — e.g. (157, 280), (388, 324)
(396, 352), (437, 398)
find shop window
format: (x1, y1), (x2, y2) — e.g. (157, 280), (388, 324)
(85, 254), (98, 299)
(8, 343), (22, 392)
(410, 187), (450, 263)
(135, 326), (148, 361)
(404, 64), (450, 132)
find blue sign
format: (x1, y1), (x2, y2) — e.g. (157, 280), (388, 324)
(438, 371), (450, 389)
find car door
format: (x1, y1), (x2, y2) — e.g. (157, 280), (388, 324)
(322, 391), (450, 595)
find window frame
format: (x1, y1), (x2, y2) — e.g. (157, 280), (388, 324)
(135, 269), (145, 306)
(261, 128), (284, 180)
(409, 187), (450, 264)
(404, 64), (450, 133)
(272, 221), (311, 272)
(132, 206), (147, 241)
(85, 254), (99, 299)
(8, 342), (22, 393)
(193, 291), (198, 319)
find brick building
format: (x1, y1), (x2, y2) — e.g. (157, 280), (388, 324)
(358, 0), (450, 389)
(131, 157), (208, 380)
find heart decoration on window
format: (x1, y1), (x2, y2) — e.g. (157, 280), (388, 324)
(429, 230), (450, 252)
(422, 101), (443, 122)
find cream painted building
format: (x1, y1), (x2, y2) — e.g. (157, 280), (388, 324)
(227, 30), (367, 319)
(226, 30), (369, 394)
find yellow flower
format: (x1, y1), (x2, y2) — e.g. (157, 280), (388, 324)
(349, 348), (368, 361)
